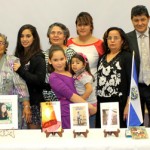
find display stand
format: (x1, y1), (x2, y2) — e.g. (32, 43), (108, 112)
(104, 129), (120, 137)
(73, 129), (89, 138)
(42, 129), (64, 138)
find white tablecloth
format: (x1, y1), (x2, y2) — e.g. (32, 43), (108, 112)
(0, 128), (150, 150)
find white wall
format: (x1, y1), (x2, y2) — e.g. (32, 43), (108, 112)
(0, 0), (150, 54)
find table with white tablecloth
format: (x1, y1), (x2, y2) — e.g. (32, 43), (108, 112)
(0, 129), (150, 150)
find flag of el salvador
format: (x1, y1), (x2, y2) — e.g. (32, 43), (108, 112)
(127, 52), (143, 127)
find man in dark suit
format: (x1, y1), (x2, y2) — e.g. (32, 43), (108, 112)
(127, 5), (150, 126)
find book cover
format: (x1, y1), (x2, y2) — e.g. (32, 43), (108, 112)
(41, 101), (62, 132)
(70, 103), (89, 132)
(100, 102), (120, 131)
(130, 126), (148, 139)
(0, 95), (18, 129)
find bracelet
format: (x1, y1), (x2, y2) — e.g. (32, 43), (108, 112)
(23, 105), (31, 109)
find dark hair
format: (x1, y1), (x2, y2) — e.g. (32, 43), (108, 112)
(70, 53), (95, 81)
(75, 12), (94, 34)
(15, 24), (41, 65)
(48, 45), (68, 73)
(47, 22), (70, 45)
(103, 27), (130, 54)
(131, 5), (149, 19)
(0, 103), (8, 119)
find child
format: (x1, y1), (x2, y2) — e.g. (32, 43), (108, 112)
(70, 52), (97, 128)
(48, 45), (96, 129)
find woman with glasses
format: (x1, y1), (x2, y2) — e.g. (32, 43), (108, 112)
(0, 33), (31, 129)
(43, 22), (76, 102)
(96, 27), (132, 128)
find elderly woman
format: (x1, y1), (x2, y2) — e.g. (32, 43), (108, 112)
(43, 22), (76, 101)
(0, 33), (31, 128)
(96, 27), (132, 128)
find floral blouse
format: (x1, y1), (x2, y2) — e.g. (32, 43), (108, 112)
(0, 54), (29, 102)
(97, 51), (132, 99)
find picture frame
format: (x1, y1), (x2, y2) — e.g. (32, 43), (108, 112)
(100, 102), (119, 131)
(41, 101), (62, 132)
(70, 103), (89, 132)
(0, 95), (18, 129)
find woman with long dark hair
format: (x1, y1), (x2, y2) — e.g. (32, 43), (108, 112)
(14, 24), (46, 129)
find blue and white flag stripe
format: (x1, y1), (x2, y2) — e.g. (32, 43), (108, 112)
(127, 52), (143, 127)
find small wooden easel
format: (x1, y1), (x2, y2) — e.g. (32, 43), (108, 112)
(104, 129), (120, 137)
(73, 129), (89, 138)
(42, 129), (64, 138)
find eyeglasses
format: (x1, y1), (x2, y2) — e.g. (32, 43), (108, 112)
(107, 36), (121, 41)
(0, 41), (5, 46)
(50, 31), (63, 36)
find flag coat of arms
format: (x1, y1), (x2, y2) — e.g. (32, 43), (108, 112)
(127, 52), (143, 127)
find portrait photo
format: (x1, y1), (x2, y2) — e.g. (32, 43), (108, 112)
(0, 102), (12, 123)
(0, 95), (18, 129)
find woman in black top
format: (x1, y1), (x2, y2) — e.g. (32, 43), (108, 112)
(14, 24), (46, 129)
(96, 27), (132, 128)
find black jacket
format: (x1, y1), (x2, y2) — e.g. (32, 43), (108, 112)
(127, 29), (150, 78)
(17, 52), (46, 105)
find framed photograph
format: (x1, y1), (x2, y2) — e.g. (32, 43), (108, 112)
(41, 101), (62, 132)
(70, 103), (89, 132)
(100, 102), (119, 131)
(0, 95), (18, 129)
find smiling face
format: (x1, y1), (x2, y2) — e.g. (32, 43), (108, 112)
(49, 50), (67, 73)
(132, 15), (149, 33)
(107, 30), (123, 52)
(48, 26), (66, 46)
(20, 29), (34, 50)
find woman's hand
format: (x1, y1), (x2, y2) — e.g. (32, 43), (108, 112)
(124, 97), (130, 120)
(124, 103), (129, 121)
(13, 62), (21, 71)
(23, 106), (32, 123)
(22, 101), (32, 123)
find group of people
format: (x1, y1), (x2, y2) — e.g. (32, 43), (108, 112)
(0, 5), (150, 129)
